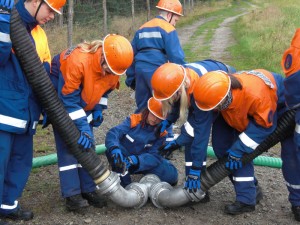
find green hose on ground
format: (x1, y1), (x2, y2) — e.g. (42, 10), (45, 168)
(32, 144), (107, 169)
(32, 145), (282, 169)
(206, 146), (282, 168)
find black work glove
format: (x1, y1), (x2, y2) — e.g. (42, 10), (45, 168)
(158, 140), (180, 159)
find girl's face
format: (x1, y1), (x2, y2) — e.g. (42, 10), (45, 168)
(147, 112), (162, 126)
(100, 54), (113, 76)
(35, 1), (56, 25)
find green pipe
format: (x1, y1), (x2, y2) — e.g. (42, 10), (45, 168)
(206, 146), (282, 168)
(32, 144), (107, 168)
(32, 145), (282, 169)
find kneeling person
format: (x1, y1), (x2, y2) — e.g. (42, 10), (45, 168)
(105, 97), (178, 187)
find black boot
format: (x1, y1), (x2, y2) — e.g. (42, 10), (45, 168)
(256, 185), (263, 204)
(66, 194), (89, 211)
(292, 206), (300, 222)
(0, 208), (33, 221)
(82, 191), (107, 208)
(224, 201), (255, 215)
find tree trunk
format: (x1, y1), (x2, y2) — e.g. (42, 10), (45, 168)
(131, 0), (135, 28)
(147, 0), (150, 21)
(103, 0), (107, 34)
(67, 0), (73, 47)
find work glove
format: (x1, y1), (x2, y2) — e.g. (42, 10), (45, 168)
(124, 155), (139, 170)
(111, 148), (125, 168)
(90, 110), (103, 127)
(77, 131), (94, 152)
(0, 0), (14, 23)
(159, 140), (180, 159)
(157, 120), (172, 133)
(184, 167), (201, 193)
(225, 149), (243, 171)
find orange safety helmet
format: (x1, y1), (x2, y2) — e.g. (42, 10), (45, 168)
(148, 97), (165, 120)
(103, 34), (134, 76)
(151, 63), (186, 101)
(193, 71), (231, 111)
(156, 0), (183, 16)
(44, 0), (66, 14)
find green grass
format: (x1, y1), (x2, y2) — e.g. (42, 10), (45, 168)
(183, 0), (250, 62)
(33, 125), (56, 156)
(229, 0), (300, 73)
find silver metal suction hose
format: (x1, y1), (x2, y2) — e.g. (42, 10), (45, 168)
(96, 171), (149, 208)
(150, 182), (206, 208)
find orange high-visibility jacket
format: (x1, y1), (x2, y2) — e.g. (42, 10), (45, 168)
(221, 69), (278, 132)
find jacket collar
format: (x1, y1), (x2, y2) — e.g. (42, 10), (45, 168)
(16, 0), (38, 32)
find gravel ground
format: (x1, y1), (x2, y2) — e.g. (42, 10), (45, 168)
(10, 3), (300, 225)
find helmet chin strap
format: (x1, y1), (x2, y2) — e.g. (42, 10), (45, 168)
(219, 90), (233, 111)
(168, 13), (174, 24)
(34, 0), (44, 20)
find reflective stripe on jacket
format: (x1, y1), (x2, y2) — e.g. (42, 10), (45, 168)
(0, 2), (50, 134)
(54, 47), (119, 132)
(105, 114), (166, 172)
(222, 69), (281, 154)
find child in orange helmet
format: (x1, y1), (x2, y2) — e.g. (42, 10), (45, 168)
(49, 34), (134, 212)
(125, 0), (185, 114)
(193, 69), (286, 215)
(0, 0), (65, 222)
(105, 97), (178, 187)
(151, 60), (235, 203)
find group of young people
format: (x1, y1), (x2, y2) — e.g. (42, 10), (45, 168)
(123, 0), (300, 222)
(1, 0), (300, 224)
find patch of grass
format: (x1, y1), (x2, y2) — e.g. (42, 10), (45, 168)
(229, 0), (300, 73)
(33, 125), (56, 156)
(177, 0), (234, 28)
(183, 0), (250, 62)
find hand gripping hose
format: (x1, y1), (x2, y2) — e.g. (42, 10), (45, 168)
(10, 8), (108, 184)
(150, 109), (296, 208)
(10, 9), (151, 208)
(200, 109), (295, 192)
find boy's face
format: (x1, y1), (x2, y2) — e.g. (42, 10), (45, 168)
(167, 13), (180, 27)
(35, 1), (55, 25)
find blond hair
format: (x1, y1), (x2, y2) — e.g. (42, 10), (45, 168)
(161, 77), (190, 125)
(77, 40), (103, 53)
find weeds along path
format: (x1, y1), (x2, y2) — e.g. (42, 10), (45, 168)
(209, 12), (248, 62)
(177, 3), (257, 64)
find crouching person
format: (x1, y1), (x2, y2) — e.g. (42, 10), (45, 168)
(105, 97), (178, 187)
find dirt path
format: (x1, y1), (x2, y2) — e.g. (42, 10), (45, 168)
(14, 5), (300, 225)
(209, 13), (247, 62)
(177, 17), (215, 47)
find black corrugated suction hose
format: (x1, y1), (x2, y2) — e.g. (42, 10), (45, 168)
(201, 109), (296, 192)
(10, 8), (107, 182)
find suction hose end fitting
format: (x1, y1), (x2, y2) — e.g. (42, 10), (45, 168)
(125, 182), (149, 208)
(150, 182), (173, 208)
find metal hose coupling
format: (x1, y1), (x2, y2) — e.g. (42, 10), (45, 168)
(139, 174), (161, 193)
(150, 182), (206, 208)
(96, 171), (148, 208)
